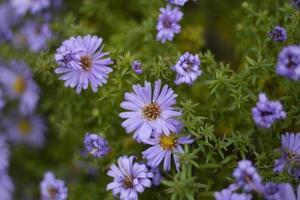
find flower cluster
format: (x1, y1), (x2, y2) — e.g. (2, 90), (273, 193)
(268, 26), (287, 42)
(83, 132), (110, 158)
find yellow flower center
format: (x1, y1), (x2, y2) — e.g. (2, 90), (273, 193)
(80, 55), (92, 71)
(18, 120), (32, 136)
(142, 103), (161, 121)
(159, 134), (177, 150)
(13, 76), (27, 94)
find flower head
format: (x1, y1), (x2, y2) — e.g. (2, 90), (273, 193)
(149, 167), (162, 186)
(0, 137), (10, 172)
(214, 189), (252, 200)
(268, 26), (287, 42)
(251, 93), (286, 128)
(40, 171), (67, 200)
(232, 160), (262, 192)
(0, 3), (18, 42)
(168, 0), (188, 6)
(156, 5), (183, 43)
(276, 45), (300, 80)
(3, 113), (46, 148)
(83, 133), (110, 158)
(0, 172), (14, 200)
(10, 0), (50, 16)
(274, 132), (300, 177)
(262, 182), (285, 200)
(106, 155), (153, 200)
(172, 52), (202, 85)
(54, 35), (114, 93)
(119, 80), (181, 142)
(0, 60), (40, 114)
(131, 61), (143, 74)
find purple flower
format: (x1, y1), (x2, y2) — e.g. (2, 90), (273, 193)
(171, 52), (202, 85)
(0, 3), (18, 42)
(40, 171), (67, 200)
(149, 167), (162, 186)
(274, 132), (300, 177)
(251, 93), (286, 128)
(106, 155), (153, 200)
(262, 182), (285, 200)
(0, 60), (40, 114)
(156, 5), (183, 43)
(0, 172), (14, 200)
(293, 0), (300, 7)
(214, 189), (252, 200)
(268, 26), (287, 42)
(0, 88), (5, 110)
(83, 133), (110, 158)
(119, 80), (181, 142)
(3, 113), (46, 148)
(232, 160), (262, 192)
(54, 35), (114, 93)
(131, 61), (143, 74)
(276, 45), (300, 81)
(0, 137), (10, 172)
(168, 0), (188, 6)
(279, 183), (300, 200)
(10, 0), (50, 16)
(142, 127), (194, 171)
(15, 21), (52, 52)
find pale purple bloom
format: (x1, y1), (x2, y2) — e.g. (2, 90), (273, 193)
(0, 137), (9, 172)
(55, 35), (114, 93)
(278, 183), (300, 200)
(142, 127), (194, 171)
(232, 160), (262, 192)
(168, 0), (188, 6)
(106, 155), (153, 200)
(16, 21), (52, 52)
(83, 133), (110, 158)
(156, 5), (183, 43)
(119, 80), (181, 142)
(3, 113), (46, 148)
(214, 189), (252, 200)
(40, 171), (67, 200)
(0, 3), (18, 42)
(0, 88), (5, 110)
(293, 0), (300, 7)
(149, 167), (162, 186)
(0, 61), (40, 114)
(131, 61), (143, 74)
(0, 172), (14, 200)
(262, 182), (285, 200)
(251, 93), (286, 128)
(274, 132), (300, 177)
(10, 0), (50, 16)
(268, 26), (287, 42)
(172, 52), (202, 85)
(276, 45), (300, 80)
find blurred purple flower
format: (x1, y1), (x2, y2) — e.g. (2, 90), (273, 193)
(214, 189), (252, 200)
(0, 172), (14, 200)
(107, 155), (153, 200)
(55, 35), (114, 93)
(278, 183), (300, 200)
(232, 160), (262, 192)
(149, 167), (162, 186)
(0, 88), (5, 110)
(172, 52), (202, 85)
(0, 3), (18, 42)
(0, 136), (9, 172)
(119, 80), (181, 142)
(40, 171), (67, 200)
(274, 132), (300, 177)
(3, 113), (46, 148)
(83, 132), (110, 158)
(156, 5), (183, 43)
(168, 0), (188, 6)
(262, 182), (285, 200)
(0, 61), (40, 114)
(276, 45), (300, 80)
(10, 0), (50, 16)
(268, 26), (287, 42)
(131, 60), (143, 74)
(251, 93), (286, 128)
(293, 0), (300, 7)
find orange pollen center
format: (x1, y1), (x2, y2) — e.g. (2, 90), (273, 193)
(18, 120), (32, 135)
(80, 56), (92, 71)
(142, 104), (161, 121)
(13, 76), (27, 94)
(159, 134), (177, 150)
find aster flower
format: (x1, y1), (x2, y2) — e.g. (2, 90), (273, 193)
(268, 26), (287, 42)
(276, 45), (300, 81)
(40, 171), (68, 200)
(142, 126), (194, 171)
(0, 137), (10, 172)
(0, 172), (14, 200)
(171, 52), (202, 85)
(168, 0), (188, 6)
(279, 183), (300, 200)
(106, 155), (153, 200)
(15, 21), (52, 52)
(3, 113), (46, 148)
(232, 160), (262, 192)
(10, 0), (50, 16)
(54, 35), (114, 93)
(83, 132), (110, 158)
(0, 60), (40, 114)
(149, 167), (162, 186)
(274, 132), (300, 177)
(131, 61), (143, 74)
(156, 5), (183, 43)
(0, 3), (18, 42)
(214, 189), (252, 200)
(119, 79), (181, 142)
(262, 182), (286, 200)
(251, 93), (286, 128)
